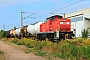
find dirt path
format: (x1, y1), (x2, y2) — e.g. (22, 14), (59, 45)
(0, 40), (46, 60)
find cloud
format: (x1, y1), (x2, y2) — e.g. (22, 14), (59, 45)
(0, 0), (39, 6)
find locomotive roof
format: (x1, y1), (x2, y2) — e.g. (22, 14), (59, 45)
(46, 15), (62, 19)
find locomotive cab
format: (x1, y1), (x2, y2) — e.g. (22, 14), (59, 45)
(49, 15), (62, 21)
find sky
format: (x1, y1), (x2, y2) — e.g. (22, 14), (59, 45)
(0, 0), (90, 30)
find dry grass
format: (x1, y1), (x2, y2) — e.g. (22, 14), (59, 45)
(0, 51), (5, 60)
(0, 55), (5, 60)
(82, 39), (90, 45)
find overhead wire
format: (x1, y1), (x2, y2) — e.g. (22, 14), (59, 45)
(24, 0), (84, 25)
(34, 0), (62, 14)
(20, 0), (62, 22)
(9, 0), (84, 29)
(58, 0), (90, 14)
(24, 0), (62, 23)
(33, 0), (83, 19)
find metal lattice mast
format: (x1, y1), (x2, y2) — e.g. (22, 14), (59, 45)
(21, 12), (23, 28)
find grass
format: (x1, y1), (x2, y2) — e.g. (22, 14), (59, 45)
(25, 48), (49, 56)
(0, 51), (4, 55)
(0, 51), (5, 60)
(2, 38), (90, 60)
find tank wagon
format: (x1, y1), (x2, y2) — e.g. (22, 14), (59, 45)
(15, 28), (21, 38)
(10, 29), (16, 38)
(27, 22), (44, 38)
(20, 26), (28, 38)
(6, 30), (10, 38)
(6, 15), (75, 41)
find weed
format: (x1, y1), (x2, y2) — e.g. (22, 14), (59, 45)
(0, 51), (4, 55)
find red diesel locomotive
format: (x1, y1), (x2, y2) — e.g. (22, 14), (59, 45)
(36, 15), (74, 41)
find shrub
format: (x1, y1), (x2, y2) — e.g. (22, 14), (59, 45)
(16, 40), (21, 45)
(0, 30), (6, 39)
(0, 51), (4, 55)
(11, 38), (17, 44)
(81, 29), (89, 38)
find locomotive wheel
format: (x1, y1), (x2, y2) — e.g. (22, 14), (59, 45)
(65, 34), (68, 40)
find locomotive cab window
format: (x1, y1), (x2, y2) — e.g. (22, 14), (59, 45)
(50, 17), (55, 20)
(58, 16), (62, 19)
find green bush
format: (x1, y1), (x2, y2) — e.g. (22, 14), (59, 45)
(11, 39), (17, 44)
(81, 29), (89, 38)
(0, 51), (4, 55)
(16, 40), (21, 45)
(0, 30), (6, 38)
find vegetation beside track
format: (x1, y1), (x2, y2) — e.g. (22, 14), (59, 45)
(1, 38), (90, 60)
(0, 30), (6, 39)
(0, 50), (5, 60)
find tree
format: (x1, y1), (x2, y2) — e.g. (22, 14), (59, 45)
(14, 26), (17, 30)
(0, 30), (6, 38)
(81, 29), (89, 38)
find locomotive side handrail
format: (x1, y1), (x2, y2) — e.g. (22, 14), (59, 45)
(71, 24), (74, 31)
